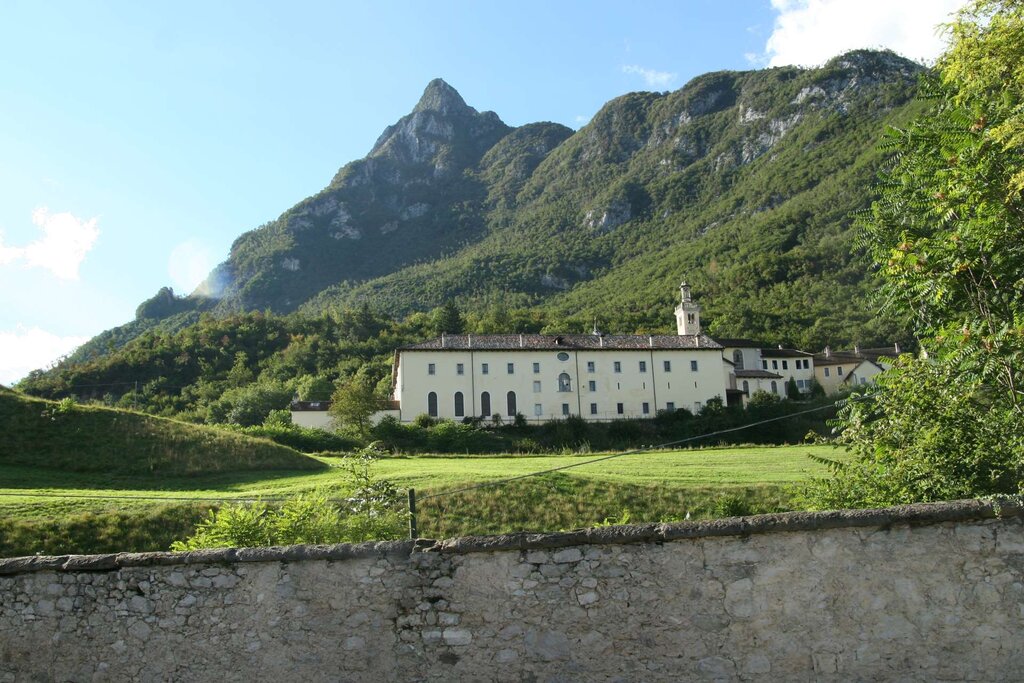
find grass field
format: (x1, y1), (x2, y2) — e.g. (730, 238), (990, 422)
(0, 444), (841, 556)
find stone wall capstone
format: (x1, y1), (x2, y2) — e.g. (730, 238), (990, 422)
(2, 498), (1023, 681)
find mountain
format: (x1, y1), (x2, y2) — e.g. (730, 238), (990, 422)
(73, 50), (923, 363)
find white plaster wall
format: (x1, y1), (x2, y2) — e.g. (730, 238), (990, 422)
(396, 348), (727, 422)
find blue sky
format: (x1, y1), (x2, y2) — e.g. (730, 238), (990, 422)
(0, 0), (965, 385)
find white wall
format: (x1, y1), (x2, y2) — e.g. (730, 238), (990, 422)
(396, 347), (727, 422)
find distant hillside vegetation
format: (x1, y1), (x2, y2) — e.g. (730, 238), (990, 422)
(0, 389), (325, 475)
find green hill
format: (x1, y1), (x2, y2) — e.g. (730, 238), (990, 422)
(0, 388), (325, 475)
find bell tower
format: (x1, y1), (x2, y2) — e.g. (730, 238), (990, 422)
(675, 281), (701, 335)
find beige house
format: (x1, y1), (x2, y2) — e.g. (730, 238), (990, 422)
(813, 345), (898, 394)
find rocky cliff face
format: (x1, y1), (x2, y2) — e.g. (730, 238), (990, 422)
(203, 79), (526, 312)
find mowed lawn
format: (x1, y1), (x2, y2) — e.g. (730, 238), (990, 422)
(374, 445), (834, 490)
(0, 445), (833, 507)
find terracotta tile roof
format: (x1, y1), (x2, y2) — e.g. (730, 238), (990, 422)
(400, 333), (723, 351)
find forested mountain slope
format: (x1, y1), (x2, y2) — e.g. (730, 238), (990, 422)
(69, 50), (921, 368)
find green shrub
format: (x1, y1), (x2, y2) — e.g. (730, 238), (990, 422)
(173, 445), (405, 550)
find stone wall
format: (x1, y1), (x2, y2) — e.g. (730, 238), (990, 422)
(2, 499), (1023, 681)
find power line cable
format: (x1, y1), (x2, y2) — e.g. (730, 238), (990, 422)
(419, 394), (870, 502)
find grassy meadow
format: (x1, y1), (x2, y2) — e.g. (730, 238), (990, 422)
(0, 444), (841, 557)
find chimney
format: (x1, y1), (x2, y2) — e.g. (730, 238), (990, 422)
(468, 334), (472, 348)
(649, 336), (654, 347)
(824, 346), (831, 358)
(519, 334), (524, 348)
(441, 332), (446, 348)
(894, 342), (901, 354)
(854, 344), (860, 355)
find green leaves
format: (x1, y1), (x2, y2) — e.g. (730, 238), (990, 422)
(810, 1), (1024, 510)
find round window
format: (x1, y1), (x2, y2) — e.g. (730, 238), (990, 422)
(557, 352), (570, 361)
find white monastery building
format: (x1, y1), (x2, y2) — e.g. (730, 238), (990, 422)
(291, 283), (905, 427)
(391, 283), (726, 422)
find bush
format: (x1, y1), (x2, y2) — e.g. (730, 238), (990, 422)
(173, 445), (405, 550)
(232, 424), (359, 453)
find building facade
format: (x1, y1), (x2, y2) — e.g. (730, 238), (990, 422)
(390, 283), (728, 422)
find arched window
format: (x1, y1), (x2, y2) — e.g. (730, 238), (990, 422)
(770, 380), (778, 394)
(454, 391), (464, 417)
(732, 349), (744, 370)
(480, 391), (491, 417)
(742, 380), (749, 393)
(506, 391), (517, 417)
(558, 372), (572, 392)
(427, 392), (438, 417)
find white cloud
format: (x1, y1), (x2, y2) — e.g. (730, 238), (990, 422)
(0, 208), (100, 280)
(761, 0), (969, 67)
(0, 325), (88, 386)
(621, 65), (677, 89)
(168, 239), (215, 295)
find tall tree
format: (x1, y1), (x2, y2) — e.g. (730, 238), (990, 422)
(806, 0), (1024, 508)
(433, 301), (465, 335)
(329, 370), (383, 438)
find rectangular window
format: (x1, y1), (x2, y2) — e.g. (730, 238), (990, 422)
(782, 360), (789, 370)
(663, 360), (672, 372)
(690, 360), (698, 371)
(616, 403), (624, 415)
(762, 360), (768, 370)
(562, 403), (570, 416)
(642, 402), (650, 415)
(614, 361), (622, 373)
(837, 366), (844, 376)
(428, 363), (436, 375)
(507, 363), (514, 374)
(533, 362), (540, 374)
(587, 361), (595, 373)
(772, 360), (778, 370)
(590, 403), (598, 415)
(824, 367), (831, 377)
(457, 363), (464, 375)
(588, 380), (596, 392)
(481, 363), (489, 375)
(534, 403), (543, 416)
(533, 381), (541, 393)
(639, 361), (647, 373)
(666, 402), (675, 412)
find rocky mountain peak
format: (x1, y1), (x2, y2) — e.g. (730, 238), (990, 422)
(413, 78), (472, 115)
